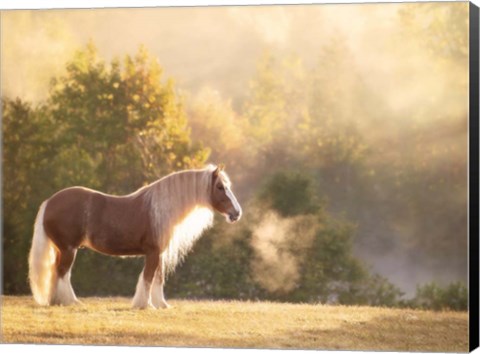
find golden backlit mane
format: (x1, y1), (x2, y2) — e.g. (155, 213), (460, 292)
(145, 166), (217, 274)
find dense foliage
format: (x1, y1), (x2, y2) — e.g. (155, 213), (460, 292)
(2, 3), (469, 311)
(406, 282), (468, 311)
(2, 44), (208, 294)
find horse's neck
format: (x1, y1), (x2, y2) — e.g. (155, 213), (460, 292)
(185, 172), (212, 216)
(147, 171), (213, 253)
(150, 170), (211, 226)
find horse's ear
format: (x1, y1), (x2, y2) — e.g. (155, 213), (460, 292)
(213, 163), (225, 178)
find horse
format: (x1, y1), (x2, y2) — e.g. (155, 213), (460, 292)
(28, 164), (242, 309)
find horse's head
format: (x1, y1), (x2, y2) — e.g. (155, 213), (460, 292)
(210, 164), (242, 223)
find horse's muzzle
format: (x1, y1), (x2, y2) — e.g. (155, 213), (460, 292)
(228, 211), (242, 223)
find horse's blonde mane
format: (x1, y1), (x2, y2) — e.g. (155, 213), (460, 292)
(144, 165), (217, 275)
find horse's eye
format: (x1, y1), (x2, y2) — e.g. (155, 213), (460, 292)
(217, 185), (224, 191)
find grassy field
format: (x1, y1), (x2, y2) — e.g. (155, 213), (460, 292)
(1, 296), (468, 351)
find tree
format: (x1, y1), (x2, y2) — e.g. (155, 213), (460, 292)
(186, 87), (250, 197)
(408, 281), (467, 311)
(48, 42), (208, 194)
(2, 43), (209, 295)
(2, 98), (57, 293)
(165, 220), (258, 300)
(251, 171), (403, 305)
(242, 51), (309, 171)
(188, 87), (244, 162)
(398, 2), (468, 63)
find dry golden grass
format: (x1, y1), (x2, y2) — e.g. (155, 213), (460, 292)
(1, 296), (468, 351)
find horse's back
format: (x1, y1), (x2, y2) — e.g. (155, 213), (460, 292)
(44, 186), (152, 255)
(84, 191), (152, 255)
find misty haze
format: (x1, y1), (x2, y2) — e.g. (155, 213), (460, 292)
(2, 2), (469, 305)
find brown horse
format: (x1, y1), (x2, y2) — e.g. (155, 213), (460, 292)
(28, 164), (242, 308)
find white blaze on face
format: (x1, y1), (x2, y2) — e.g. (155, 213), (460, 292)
(218, 170), (242, 222)
(225, 187), (242, 223)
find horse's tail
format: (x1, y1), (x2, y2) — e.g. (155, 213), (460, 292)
(28, 200), (56, 305)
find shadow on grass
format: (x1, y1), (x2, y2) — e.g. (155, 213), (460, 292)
(278, 313), (468, 352)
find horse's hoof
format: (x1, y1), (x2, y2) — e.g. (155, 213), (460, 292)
(158, 302), (171, 309)
(132, 303), (148, 309)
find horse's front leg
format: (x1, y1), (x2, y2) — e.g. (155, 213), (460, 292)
(151, 253), (171, 309)
(132, 249), (159, 309)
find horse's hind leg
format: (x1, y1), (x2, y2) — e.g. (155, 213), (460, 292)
(51, 248), (79, 305)
(132, 250), (160, 309)
(151, 254), (170, 309)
